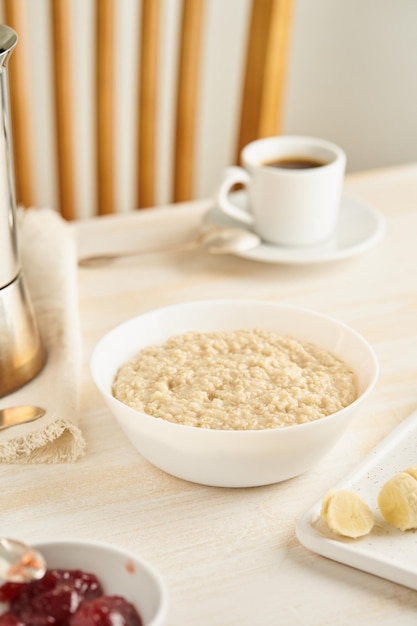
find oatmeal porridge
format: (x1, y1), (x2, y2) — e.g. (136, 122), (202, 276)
(112, 329), (357, 430)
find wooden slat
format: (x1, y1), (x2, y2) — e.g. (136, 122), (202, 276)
(173, 0), (205, 203)
(4, 0), (36, 208)
(50, 0), (76, 220)
(235, 0), (294, 162)
(96, 0), (116, 215)
(137, 0), (161, 209)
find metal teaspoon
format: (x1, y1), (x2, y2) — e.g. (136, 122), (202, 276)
(78, 226), (261, 268)
(0, 406), (46, 431)
(0, 538), (46, 583)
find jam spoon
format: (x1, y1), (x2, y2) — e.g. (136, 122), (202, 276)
(0, 538), (46, 583)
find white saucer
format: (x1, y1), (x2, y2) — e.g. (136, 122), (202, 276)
(203, 191), (385, 264)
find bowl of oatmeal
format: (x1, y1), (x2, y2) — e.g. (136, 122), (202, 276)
(91, 299), (378, 487)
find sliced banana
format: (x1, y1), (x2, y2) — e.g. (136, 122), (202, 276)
(378, 465), (417, 531)
(321, 489), (374, 538)
(403, 464), (417, 481)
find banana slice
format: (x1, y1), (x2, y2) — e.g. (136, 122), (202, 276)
(321, 489), (374, 538)
(403, 464), (417, 481)
(378, 465), (417, 530)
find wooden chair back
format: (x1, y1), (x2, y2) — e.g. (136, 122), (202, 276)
(2, 0), (293, 219)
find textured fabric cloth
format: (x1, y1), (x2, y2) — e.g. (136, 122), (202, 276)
(0, 208), (86, 463)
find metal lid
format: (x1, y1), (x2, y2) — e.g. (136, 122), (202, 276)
(0, 24), (17, 60)
(0, 25), (19, 290)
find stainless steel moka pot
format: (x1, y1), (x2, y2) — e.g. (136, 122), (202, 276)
(0, 25), (45, 397)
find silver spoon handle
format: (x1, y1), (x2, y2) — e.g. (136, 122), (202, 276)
(78, 238), (201, 268)
(0, 405), (45, 431)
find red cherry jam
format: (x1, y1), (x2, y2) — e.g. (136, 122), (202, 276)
(0, 569), (143, 626)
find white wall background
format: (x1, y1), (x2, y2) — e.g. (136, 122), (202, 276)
(283, 0), (417, 174)
(1, 0), (417, 217)
(197, 0), (417, 201)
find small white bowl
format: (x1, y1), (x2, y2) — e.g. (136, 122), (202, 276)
(91, 299), (378, 488)
(34, 540), (168, 626)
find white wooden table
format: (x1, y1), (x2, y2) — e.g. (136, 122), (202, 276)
(2, 164), (417, 625)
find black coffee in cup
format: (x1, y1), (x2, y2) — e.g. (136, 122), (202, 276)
(262, 156), (326, 170)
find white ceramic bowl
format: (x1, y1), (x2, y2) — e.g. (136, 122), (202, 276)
(33, 540), (168, 626)
(91, 299), (378, 488)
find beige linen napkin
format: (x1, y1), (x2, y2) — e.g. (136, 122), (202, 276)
(0, 208), (86, 463)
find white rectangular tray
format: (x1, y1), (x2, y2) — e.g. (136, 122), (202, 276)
(296, 408), (417, 591)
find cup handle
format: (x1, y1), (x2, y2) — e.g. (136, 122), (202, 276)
(216, 166), (254, 225)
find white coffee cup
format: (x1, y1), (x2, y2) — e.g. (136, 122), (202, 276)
(216, 136), (346, 246)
